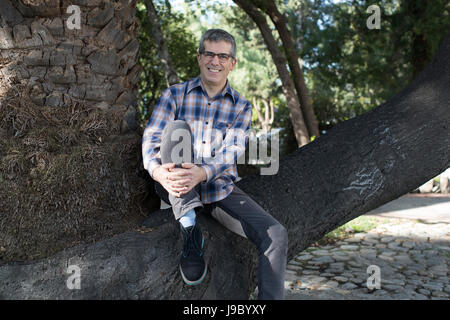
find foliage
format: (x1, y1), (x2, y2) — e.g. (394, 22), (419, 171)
(213, 3), (286, 129)
(136, 0), (199, 121)
(0, 84), (145, 261)
(136, 0), (450, 145)
(285, 0), (450, 128)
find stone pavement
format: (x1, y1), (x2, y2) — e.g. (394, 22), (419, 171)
(283, 194), (450, 300)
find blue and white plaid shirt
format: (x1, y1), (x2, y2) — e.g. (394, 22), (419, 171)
(142, 76), (252, 204)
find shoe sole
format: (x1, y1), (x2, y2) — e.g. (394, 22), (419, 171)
(180, 263), (208, 286)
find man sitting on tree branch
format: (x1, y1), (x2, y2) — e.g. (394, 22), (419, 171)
(142, 29), (288, 300)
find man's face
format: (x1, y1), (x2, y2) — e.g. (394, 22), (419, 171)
(197, 40), (236, 89)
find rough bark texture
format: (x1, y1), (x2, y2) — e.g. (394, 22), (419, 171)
(233, 0), (310, 147)
(0, 0), (148, 262)
(0, 0), (141, 116)
(0, 212), (257, 299)
(1, 30), (448, 299)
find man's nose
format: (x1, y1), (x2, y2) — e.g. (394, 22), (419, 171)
(210, 54), (221, 65)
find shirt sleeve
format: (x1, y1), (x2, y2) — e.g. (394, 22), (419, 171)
(142, 88), (176, 178)
(200, 101), (252, 183)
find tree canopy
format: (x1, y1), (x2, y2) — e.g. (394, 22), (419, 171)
(137, 0), (449, 139)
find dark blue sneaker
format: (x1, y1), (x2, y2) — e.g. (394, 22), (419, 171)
(179, 223), (207, 285)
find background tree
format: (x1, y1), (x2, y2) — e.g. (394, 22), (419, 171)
(211, 6), (282, 131)
(233, 0), (311, 146)
(290, 0), (450, 128)
(252, 97), (275, 132)
(136, 0), (198, 119)
(395, 0), (450, 77)
(251, 0), (320, 139)
(144, 0), (180, 86)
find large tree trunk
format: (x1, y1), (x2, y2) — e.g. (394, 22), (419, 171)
(256, 0), (320, 139)
(0, 0), (146, 262)
(233, 0), (310, 147)
(1, 24), (448, 299)
(0, 0), (141, 111)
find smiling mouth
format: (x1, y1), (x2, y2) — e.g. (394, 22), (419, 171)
(207, 67), (221, 73)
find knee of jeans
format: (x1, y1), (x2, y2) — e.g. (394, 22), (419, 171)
(170, 120), (189, 130)
(259, 223), (288, 252)
(162, 120), (189, 134)
(273, 223), (288, 248)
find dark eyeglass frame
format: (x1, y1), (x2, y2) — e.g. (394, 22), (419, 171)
(200, 51), (234, 62)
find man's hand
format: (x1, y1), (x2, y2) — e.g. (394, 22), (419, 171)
(177, 163), (206, 196)
(153, 163), (206, 198)
(153, 163), (185, 198)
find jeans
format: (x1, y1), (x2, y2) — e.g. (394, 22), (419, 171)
(155, 120), (288, 299)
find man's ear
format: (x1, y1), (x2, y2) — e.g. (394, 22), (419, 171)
(230, 58), (237, 71)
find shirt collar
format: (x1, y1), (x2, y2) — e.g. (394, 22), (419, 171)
(187, 76), (236, 103)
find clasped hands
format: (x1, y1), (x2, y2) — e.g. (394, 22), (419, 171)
(153, 163), (207, 198)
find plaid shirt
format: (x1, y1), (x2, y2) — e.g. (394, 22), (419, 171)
(142, 76), (252, 204)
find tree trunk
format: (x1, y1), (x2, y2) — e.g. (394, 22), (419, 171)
(257, 0), (320, 139)
(0, 0), (146, 262)
(144, 0), (180, 86)
(233, 0), (310, 147)
(0, 0), (141, 119)
(1, 25), (448, 299)
(252, 97), (274, 132)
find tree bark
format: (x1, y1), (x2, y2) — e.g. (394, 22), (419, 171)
(0, 0), (146, 262)
(233, 0), (310, 147)
(144, 0), (180, 86)
(252, 97), (274, 132)
(0, 0), (141, 118)
(256, 0), (320, 139)
(1, 28), (448, 299)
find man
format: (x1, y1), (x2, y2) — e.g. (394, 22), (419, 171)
(142, 29), (288, 300)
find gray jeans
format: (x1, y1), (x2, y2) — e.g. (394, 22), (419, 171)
(155, 120), (288, 300)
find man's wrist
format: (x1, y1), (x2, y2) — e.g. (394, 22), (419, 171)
(200, 167), (207, 182)
(152, 165), (162, 182)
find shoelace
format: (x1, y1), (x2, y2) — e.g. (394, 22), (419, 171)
(182, 226), (202, 258)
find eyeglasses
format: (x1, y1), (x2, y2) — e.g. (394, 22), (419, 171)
(200, 51), (234, 63)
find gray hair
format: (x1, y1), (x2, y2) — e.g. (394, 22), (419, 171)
(198, 29), (236, 58)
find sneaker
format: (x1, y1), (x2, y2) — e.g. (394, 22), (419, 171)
(179, 223), (207, 285)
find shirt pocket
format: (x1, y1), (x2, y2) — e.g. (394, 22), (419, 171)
(209, 121), (230, 152)
(212, 121), (230, 139)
